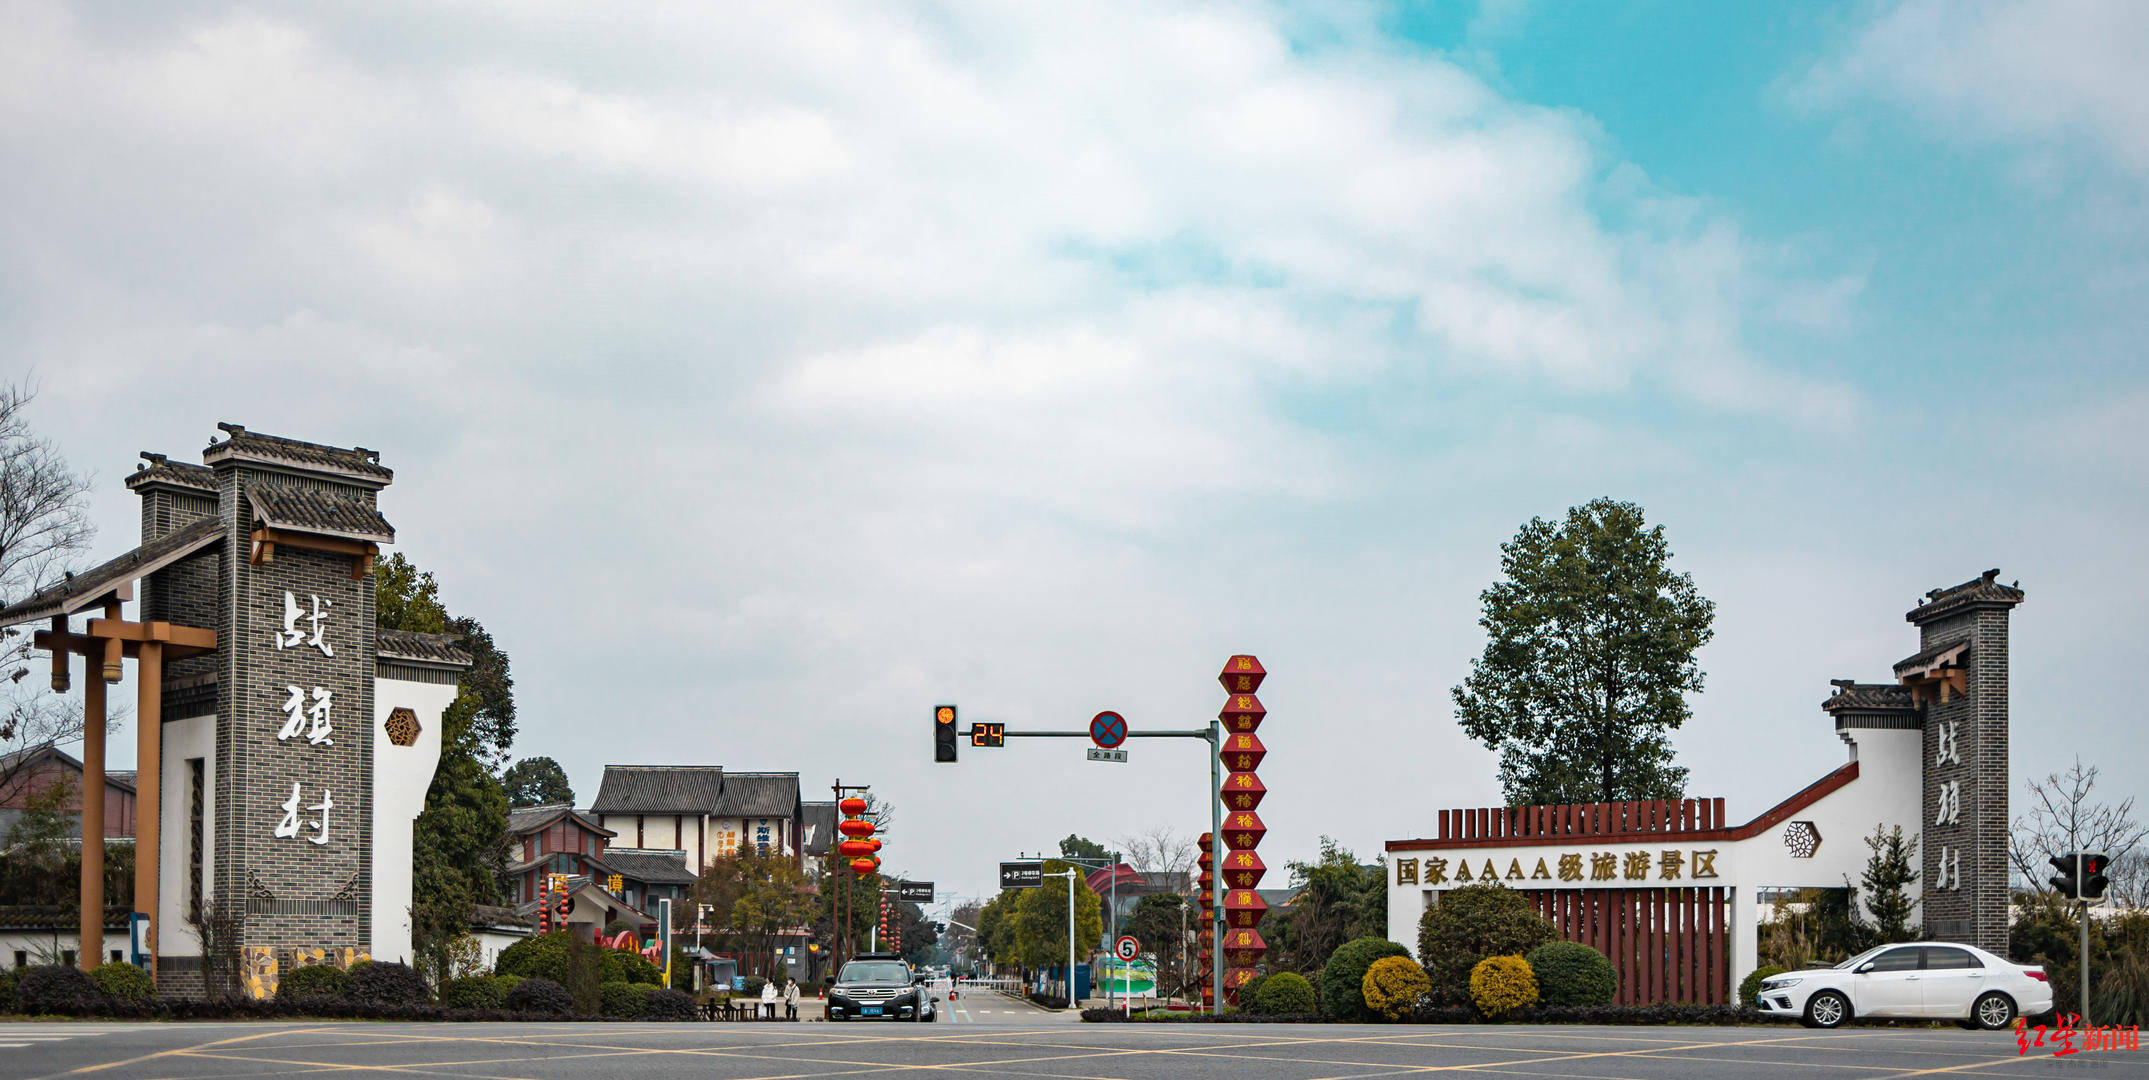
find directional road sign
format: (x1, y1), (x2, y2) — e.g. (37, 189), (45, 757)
(999, 861), (1043, 889)
(1115, 935), (1140, 961)
(896, 881), (934, 902)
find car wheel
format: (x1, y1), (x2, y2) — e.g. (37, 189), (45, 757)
(1804, 991), (1851, 1029)
(1973, 992), (2016, 1031)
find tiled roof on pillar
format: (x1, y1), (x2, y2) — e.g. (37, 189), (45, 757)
(0, 518), (222, 626)
(591, 848), (699, 886)
(124, 453), (215, 493)
(590, 765), (725, 814)
(246, 482), (396, 543)
(1906, 568), (2025, 625)
(204, 423), (394, 485)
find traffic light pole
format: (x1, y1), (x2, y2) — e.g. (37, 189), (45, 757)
(2080, 895), (2090, 1023)
(963, 723), (1223, 1015)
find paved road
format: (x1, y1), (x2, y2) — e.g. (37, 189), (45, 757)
(3, 1012), (2138, 1080)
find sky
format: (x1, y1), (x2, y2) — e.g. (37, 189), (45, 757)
(5, 0), (2146, 908)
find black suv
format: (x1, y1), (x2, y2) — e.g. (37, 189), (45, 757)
(827, 953), (937, 1022)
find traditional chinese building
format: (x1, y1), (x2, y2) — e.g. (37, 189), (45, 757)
(588, 766), (805, 872)
(0, 425), (471, 995)
(1384, 569), (2021, 1005)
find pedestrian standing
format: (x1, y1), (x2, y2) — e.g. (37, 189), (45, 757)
(784, 978), (800, 1020)
(759, 977), (778, 1019)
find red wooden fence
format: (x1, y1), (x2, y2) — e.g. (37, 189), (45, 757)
(1527, 887), (1729, 1005)
(1435, 798), (1726, 842)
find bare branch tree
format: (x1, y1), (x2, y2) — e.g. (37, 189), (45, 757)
(0, 379), (94, 802)
(1114, 824), (1197, 892)
(2009, 759), (2149, 892)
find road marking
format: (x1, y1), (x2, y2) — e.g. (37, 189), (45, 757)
(33, 1025), (329, 1080)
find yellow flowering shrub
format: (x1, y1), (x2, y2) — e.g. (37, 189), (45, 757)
(1361, 955), (1432, 1020)
(1468, 954), (1539, 1017)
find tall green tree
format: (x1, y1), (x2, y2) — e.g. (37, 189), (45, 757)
(501, 757), (575, 808)
(377, 553), (514, 986)
(1268, 838), (1386, 975)
(1058, 835), (1109, 864)
(1856, 824), (1920, 944)
(1015, 859), (1102, 970)
(1452, 498), (1715, 804)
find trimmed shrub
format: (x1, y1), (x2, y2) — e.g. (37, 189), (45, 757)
(1418, 884), (1559, 1003)
(643, 988), (696, 1021)
(1236, 974), (1269, 1012)
(1081, 1006), (1130, 1022)
(506, 976), (574, 1016)
(1525, 941), (1618, 1007)
(0, 967), (17, 1013)
(1253, 971), (1317, 1016)
(277, 964), (352, 1000)
(739, 976), (767, 1001)
(16, 965), (102, 1013)
(496, 932), (572, 985)
(91, 962), (155, 1003)
(1319, 936), (1410, 1021)
(1739, 965), (1787, 1009)
(1362, 956), (1432, 1021)
(600, 981), (646, 1018)
(439, 975), (512, 1011)
(1468, 955), (1538, 1017)
(602, 949), (661, 986)
(349, 960), (429, 1005)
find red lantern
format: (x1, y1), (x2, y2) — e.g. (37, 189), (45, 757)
(851, 856), (879, 875)
(1218, 655), (1265, 694)
(839, 796), (868, 816)
(839, 818), (876, 839)
(838, 838), (876, 857)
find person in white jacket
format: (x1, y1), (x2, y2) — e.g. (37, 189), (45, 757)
(783, 978), (800, 1020)
(758, 977), (778, 1018)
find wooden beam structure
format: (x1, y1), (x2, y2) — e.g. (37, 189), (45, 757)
(248, 527), (379, 579)
(39, 612), (215, 973)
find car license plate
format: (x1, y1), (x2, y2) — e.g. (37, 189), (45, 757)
(862, 1006), (882, 1016)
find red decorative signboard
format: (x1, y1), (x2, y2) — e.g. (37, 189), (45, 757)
(1216, 655), (1269, 1003)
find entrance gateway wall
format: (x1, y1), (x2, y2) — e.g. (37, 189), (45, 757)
(1384, 570), (2021, 1003)
(1, 425), (469, 996)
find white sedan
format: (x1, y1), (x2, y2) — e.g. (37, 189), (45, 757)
(1756, 942), (2052, 1030)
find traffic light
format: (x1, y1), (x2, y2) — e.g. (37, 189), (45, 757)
(971, 721), (1004, 747)
(935, 704), (959, 762)
(2083, 853), (2111, 901)
(2050, 853), (2082, 899)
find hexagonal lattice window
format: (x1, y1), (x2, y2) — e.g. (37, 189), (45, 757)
(384, 707), (421, 747)
(1784, 820), (1822, 858)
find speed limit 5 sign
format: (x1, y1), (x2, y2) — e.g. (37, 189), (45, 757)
(1114, 935), (1139, 961)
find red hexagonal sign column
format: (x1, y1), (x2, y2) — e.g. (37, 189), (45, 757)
(1216, 655), (1269, 1003)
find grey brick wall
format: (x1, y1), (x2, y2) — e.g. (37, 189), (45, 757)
(1916, 605), (2012, 957)
(209, 462), (378, 958)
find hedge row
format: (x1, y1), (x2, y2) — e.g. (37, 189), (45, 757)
(1105, 1002), (1764, 1025)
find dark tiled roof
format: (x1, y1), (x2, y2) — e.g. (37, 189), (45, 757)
(125, 453), (216, 493)
(205, 423), (393, 483)
(1822, 681), (1917, 712)
(0, 746), (136, 794)
(505, 804), (613, 838)
(1907, 569), (2025, 625)
(247, 482), (396, 543)
(590, 766), (724, 814)
(0, 905), (130, 931)
(377, 628), (473, 669)
(801, 801), (837, 855)
(0, 518), (222, 625)
(470, 904), (534, 930)
(713, 772), (800, 819)
(1893, 639), (1969, 676)
(594, 848), (699, 885)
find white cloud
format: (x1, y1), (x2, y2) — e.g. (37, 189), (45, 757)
(1, 0), (1922, 896)
(1796, 0), (2149, 181)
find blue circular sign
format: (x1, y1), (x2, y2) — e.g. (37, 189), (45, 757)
(1090, 711), (1128, 749)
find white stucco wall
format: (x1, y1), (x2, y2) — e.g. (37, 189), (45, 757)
(157, 711), (219, 958)
(1384, 725), (1929, 991)
(370, 676), (457, 965)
